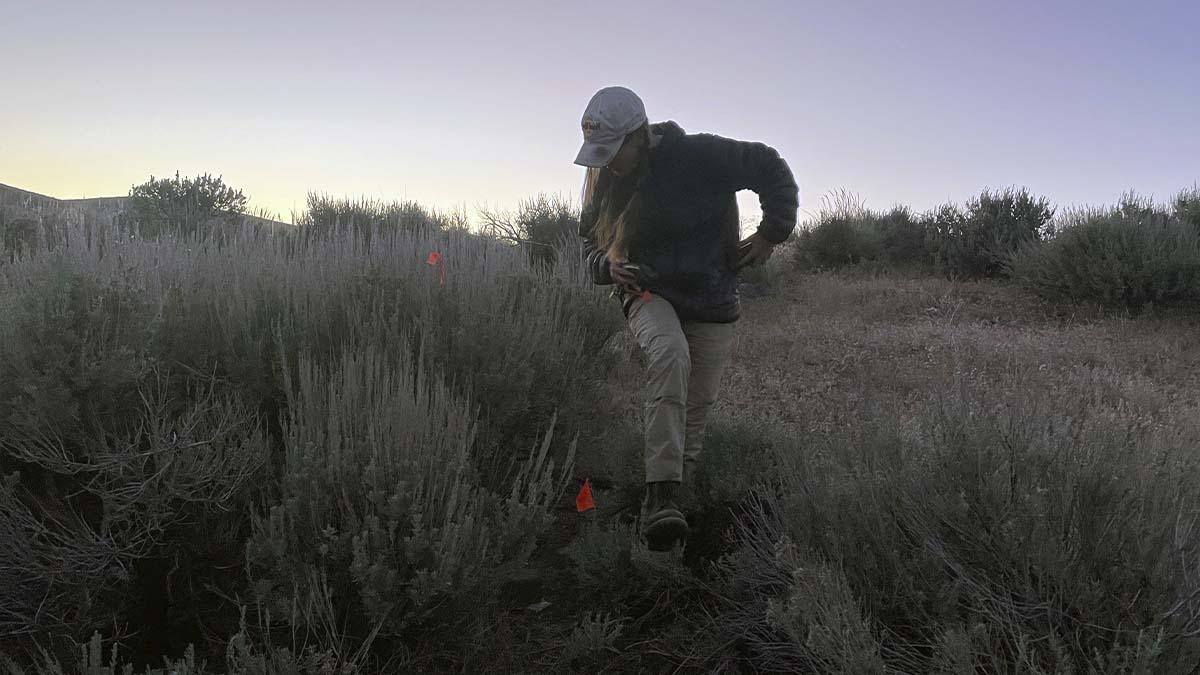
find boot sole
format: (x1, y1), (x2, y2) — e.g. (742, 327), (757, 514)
(643, 512), (689, 552)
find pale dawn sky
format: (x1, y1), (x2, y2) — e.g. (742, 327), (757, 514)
(3, 0), (1197, 223)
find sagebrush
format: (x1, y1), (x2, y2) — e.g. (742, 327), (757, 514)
(927, 187), (1054, 279)
(711, 360), (1200, 673)
(1008, 192), (1200, 309)
(0, 201), (619, 667)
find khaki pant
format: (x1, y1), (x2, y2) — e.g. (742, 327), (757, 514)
(627, 294), (736, 484)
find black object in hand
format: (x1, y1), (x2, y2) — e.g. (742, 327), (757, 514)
(621, 263), (659, 288)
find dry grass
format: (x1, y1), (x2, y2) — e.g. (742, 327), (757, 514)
(675, 260), (1200, 672)
(721, 264), (1200, 441)
(7, 198), (1200, 671)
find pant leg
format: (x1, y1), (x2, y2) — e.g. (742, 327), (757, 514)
(681, 320), (736, 476)
(627, 295), (690, 484)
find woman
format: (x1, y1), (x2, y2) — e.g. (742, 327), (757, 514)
(575, 86), (799, 551)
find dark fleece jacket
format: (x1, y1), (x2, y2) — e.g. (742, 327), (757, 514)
(579, 121), (799, 323)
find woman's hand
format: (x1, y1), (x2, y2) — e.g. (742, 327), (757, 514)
(608, 259), (642, 293)
(736, 232), (775, 269)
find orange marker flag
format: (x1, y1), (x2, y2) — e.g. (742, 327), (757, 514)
(426, 251), (445, 286)
(575, 478), (595, 513)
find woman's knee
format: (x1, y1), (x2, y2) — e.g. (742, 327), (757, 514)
(647, 333), (691, 374)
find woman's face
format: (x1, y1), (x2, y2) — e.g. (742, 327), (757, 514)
(606, 129), (646, 177)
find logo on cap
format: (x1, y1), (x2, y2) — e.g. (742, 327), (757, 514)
(582, 116), (602, 140)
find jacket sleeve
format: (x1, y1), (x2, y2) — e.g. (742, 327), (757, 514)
(578, 201), (613, 285)
(693, 134), (800, 244)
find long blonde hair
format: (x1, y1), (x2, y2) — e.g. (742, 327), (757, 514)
(580, 125), (650, 262)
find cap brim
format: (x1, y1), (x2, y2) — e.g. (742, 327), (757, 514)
(574, 139), (622, 168)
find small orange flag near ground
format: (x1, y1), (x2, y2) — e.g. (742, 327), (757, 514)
(576, 478), (596, 513)
(426, 251), (445, 286)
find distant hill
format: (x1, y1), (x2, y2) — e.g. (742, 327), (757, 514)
(0, 181), (292, 231)
(0, 182), (69, 211)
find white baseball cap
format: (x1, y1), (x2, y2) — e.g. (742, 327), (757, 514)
(574, 86), (648, 168)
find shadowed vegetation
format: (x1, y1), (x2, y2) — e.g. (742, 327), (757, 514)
(2, 183), (1199, 673)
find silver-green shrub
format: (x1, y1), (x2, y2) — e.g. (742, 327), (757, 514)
(479, 193), (579, 267)
(1174, 185), (1200, 231)
(716, 364), (1200, 672)
(1008, 193), (1200, 309)
(1, 203), (617, 661)
(927, 187), (1054, 279)
(298, 193), (467, 237)
(795, 192), (930, 271)
(248, 339), (572, 637)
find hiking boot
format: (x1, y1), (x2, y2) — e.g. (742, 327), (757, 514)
(640, 481), (688, 551)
